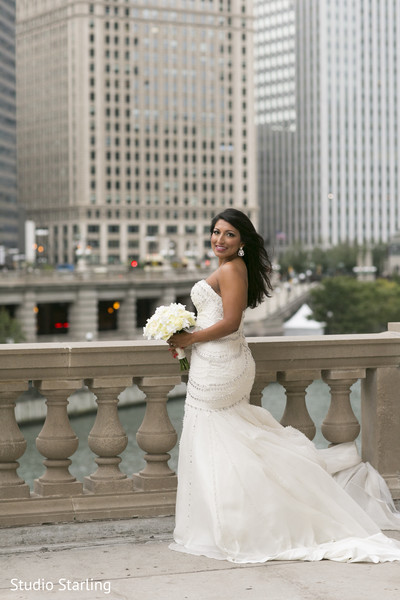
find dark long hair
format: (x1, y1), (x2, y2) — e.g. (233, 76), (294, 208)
(210, 208), (273, 308)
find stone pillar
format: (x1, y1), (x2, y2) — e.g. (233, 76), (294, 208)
(321, 369), (365, 444)
(117, 288), (137, 339)
(362, 366), (400, 499)
(68, 287), (98, 341)
(99, 221), (108, 265)
(162, 286), (175, 306)
(0, 381), (30, 499)
(15, 290), (37, 342)
(84, 377), (133, 493)
(120, 222), (128, 265)
(278, 370), (320, 440)
(132, 375), (181, 491)
(34, 380), (83, 496)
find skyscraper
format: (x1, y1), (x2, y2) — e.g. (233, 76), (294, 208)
(0, 0), (19, 256)
(16, 0), (255, 267)
(256, 0), (400, 250)
(255, 0), (295, 250)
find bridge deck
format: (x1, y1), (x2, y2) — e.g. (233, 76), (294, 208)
(1, 518), (399, 600)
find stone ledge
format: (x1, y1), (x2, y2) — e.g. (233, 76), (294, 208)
(0, 490), (176, 528)
(0, 516), (175, 555)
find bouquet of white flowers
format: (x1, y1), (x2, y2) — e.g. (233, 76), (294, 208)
(143, 303), (196, 371)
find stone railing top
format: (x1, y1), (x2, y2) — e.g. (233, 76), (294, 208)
(0, 267), (213, 288)
(1, 328), (400, 382)
(251, 330), (400, 371)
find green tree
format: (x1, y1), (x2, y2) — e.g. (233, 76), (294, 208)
(276, 242), (386, 280)
(309, 276), (400, 334)
(0, 308), (26, 343)
(277, 244), (309, 278)
(277, 243), (359, 279)
(372, 243), (388, 276)
(309, 246), (329, 275)
(323, 243), (358, 275)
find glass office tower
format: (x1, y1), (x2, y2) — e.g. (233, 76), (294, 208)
(256, 0), (400, 249)
(0, 0), (19, 256)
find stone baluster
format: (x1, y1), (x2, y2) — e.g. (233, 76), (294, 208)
(321, 369), (365, 444)
(84, 377), (133, 493)
(132, 375), (181, 491)
(0, 381), (30, 499)
(250, 371), (276, 407)
(249, 378), (265, 407)
(278, 370), (320, 440)
(34, 380), (83, 496)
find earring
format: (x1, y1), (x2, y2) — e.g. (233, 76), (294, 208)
(238, 247), (245, 257)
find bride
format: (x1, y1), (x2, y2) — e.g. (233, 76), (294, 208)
(167, 208), (400, 563)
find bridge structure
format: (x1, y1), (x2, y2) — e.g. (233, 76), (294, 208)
(0, 268), (314, 342)
(1, 297), (400, 598)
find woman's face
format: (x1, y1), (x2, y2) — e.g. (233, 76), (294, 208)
(210, 219), (242, 262)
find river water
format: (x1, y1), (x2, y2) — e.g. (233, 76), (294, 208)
(18, 380), (361, 490)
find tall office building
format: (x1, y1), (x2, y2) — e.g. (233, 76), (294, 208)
(0, 0), (19, 255)
(256, 0), (400, 250)
(16, 0), (256, 266)
(255, 0), (295, 249)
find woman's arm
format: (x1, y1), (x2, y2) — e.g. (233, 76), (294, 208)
(168, 261), (247, 349)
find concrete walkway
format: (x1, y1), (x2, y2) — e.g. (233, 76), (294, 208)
(0, 518), (399, 600)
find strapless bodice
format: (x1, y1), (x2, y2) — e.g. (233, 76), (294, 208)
(191, 279), (244, 334)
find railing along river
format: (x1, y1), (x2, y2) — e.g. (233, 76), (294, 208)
(1, 325), (400, 528)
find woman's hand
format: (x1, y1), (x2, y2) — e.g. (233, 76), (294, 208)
(168, 331), (194, 350)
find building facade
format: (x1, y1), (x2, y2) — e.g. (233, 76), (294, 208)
(0, 0), (19, 255)
(16, 0), (256, 267)
(256, 0), (400, 250)
(255, 0), (295, 249)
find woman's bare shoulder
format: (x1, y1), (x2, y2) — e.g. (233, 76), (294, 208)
(219, 258), (247, 280)
(218, 260), (248, 293)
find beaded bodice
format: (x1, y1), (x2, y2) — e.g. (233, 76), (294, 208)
(191, 279), (244, 333)
(185, 279), (254, 412)
(191, 280), (223, 329)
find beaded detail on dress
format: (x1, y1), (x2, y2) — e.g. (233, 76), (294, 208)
(190, 280), (224, 329)
(186, 280), (254, 412)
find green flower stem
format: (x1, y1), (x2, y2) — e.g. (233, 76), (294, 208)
(179, 357), (190, 371)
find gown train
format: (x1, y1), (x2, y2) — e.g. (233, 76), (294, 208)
(170, 280), (400, 563)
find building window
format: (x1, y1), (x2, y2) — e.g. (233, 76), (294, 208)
(147, 225), (159, 236)
(107, 255), (120, 264)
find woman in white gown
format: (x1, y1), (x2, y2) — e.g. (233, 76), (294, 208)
(167, 208), (400, 563)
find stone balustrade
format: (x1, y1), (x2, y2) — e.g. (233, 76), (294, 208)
(1, 324), (400, 527)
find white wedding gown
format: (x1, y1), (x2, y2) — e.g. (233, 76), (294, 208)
(170, 280), (400, 563)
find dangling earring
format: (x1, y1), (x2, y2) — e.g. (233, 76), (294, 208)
(238, 247), (245, 257)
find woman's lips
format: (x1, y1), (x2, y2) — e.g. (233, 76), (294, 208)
(215, 245), (226, 251)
